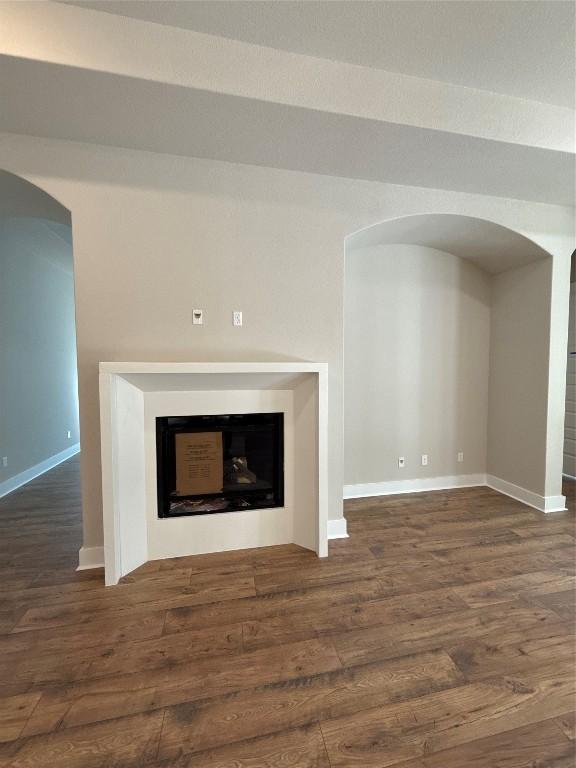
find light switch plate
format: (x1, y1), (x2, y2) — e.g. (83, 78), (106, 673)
(192, 309), (204, 325)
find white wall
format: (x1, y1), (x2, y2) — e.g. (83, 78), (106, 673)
(0, 134), (572, 552)
(344, 245), (491, 486)
(0, 216), (80, 487)
(564, 282), (576, 478)
(487, 259), (552, 493)
(0, 170), (71, 224)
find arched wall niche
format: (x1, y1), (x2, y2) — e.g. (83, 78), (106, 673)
(0, 169), (81, 533)
(346, 213), (553, 272)
(344, 212), (566, 511)
(0, 169), (71, 226)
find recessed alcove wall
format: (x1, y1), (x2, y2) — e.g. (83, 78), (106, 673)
(344, 214), (564, 511)
(345, 243), (491, 487)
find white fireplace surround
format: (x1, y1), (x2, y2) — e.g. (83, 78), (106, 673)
(99, 362), (329, 586)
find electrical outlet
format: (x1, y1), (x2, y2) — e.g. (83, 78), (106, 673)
(421, 454), (428, 466)
(398, 456), (405, 469)
(1, 457), (7, 468)
(233, 310), (243, 327)
(457, 451), (464, 463)
(192, 309), (204, 325)
(67, 430), (72, 439)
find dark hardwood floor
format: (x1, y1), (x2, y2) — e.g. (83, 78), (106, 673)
(0, 455), (574, 767)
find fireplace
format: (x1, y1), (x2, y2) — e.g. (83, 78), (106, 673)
(98, 362), (329, 585)
(156, 412), (284, 518)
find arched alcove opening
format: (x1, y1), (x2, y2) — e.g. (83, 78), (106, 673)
(0, 170), (82, 548)
(344, 213), (565, 512)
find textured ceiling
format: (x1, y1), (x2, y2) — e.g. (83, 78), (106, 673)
(2, 55), (573, 205)
(62, 0), (576, 107)
(2, 2), (572, 205)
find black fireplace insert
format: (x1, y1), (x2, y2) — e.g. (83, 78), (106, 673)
(156, 412), (284, 518)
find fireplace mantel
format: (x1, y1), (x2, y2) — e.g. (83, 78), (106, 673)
(99, 362), (328, 585)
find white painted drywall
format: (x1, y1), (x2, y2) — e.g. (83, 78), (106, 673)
(1, 2), (573, 206)
(0, 170), (71, 224)
(487, 259), (552, 493)
(2, 1), (571, 152)
(344, 244), (491, 484)
(0, 135), (572, 552)
(0, 216), (80, 487)
(564, 283), (576, 478)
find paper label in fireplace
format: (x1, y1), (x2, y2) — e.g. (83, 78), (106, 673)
(174, 432), (223, 496)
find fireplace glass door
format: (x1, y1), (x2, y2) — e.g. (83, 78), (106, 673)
(156, 413), (284, 517)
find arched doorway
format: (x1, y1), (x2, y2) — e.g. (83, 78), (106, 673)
(344, 213), (566, 512)
(0, 170), (82, 548)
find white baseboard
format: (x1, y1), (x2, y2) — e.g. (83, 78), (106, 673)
(0, 443), (80, 499)
(343, 474), (486, 500)
(77, 546), (105, 570)
(486, 475), (567, 513)
(344, 473), (567, 514)
(78, 525), (350, 571)
(327, 518), (349, 539)
(73, 473), (566, 573)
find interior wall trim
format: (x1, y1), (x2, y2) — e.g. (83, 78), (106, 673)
(327, 518), (349, 539)
(343, 474), (487, 500)
(486, 474), (567, 513)
(77, 546), (105, 571)
(75, 471), (571, 571)
(344, 473), (567, 514)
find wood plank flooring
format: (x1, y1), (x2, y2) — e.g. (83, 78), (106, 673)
(0, 456), (574, 767)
